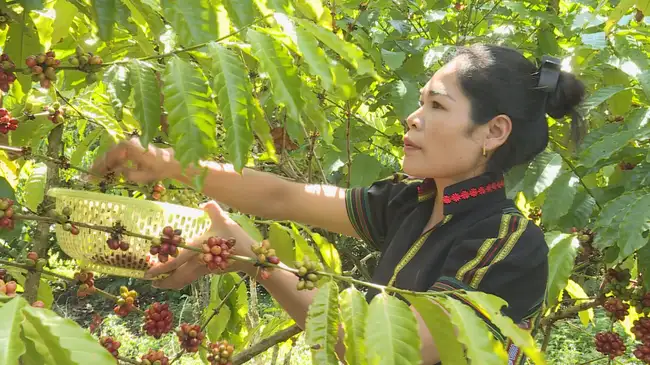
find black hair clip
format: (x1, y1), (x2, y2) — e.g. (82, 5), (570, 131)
(538, 55), (561, 93)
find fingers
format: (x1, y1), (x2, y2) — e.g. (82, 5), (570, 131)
(144, 227), (216, 279)
(200, 200), (236, 229)
(90, 138), (142, 178)
(152, 261), (209, 289)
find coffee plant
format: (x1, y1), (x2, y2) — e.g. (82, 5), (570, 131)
(0, 0), (649, 364)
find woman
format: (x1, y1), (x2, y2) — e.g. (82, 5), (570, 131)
(91, 44), (586, 364)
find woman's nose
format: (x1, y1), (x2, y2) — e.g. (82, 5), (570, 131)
(406, 112), (421, 130)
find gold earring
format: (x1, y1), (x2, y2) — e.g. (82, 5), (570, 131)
(482, 144), (487, 157)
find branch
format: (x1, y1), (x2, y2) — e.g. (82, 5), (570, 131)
(23, 124), (63, 303)
(540, 298), (603, 327)
(232, 324), (303, 365)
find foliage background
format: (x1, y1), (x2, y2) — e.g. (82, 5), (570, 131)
(0, 0), (649, 364)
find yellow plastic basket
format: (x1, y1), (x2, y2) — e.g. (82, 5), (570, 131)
(47, 188), (211, 279)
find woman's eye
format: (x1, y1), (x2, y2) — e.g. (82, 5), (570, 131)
(431, 101), (443, 109)
(418, 100), (424, 107)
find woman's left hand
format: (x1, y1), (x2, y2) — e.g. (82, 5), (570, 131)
(144, 201), (257, 289)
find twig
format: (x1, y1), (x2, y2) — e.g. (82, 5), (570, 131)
(575, 357), (607, 365)
(117, 355), (141, 365)
(540, 323), (553, 352)
(0, 143), (95, 176)
(232, 324), (303, 365)
(540, 298), (603, 326)
(200, 275), (248, 331)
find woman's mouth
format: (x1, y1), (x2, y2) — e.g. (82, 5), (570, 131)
(403, 137), (421, 151)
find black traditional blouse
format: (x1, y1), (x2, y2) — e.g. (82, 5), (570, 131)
(345, 171), (548, 365)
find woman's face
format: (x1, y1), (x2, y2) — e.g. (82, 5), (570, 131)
(402, 58), (488, 181)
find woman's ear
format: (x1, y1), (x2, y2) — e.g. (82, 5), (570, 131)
(484, 114), (512, 151)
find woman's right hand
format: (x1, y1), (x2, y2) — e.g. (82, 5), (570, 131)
(144, 201), (258, 289)
(90, 137), (182, 184)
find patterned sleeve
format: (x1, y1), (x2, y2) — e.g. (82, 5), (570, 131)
(345, 177), (415, 252)
(428, 213), (549, 365)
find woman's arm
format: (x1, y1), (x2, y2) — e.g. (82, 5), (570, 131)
(243, 265), (442, 365)
(91, 138), (358, 238)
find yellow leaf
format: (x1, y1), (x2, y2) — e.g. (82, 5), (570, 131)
(0, 151), (18, 188)
(564, 280), (594, 326)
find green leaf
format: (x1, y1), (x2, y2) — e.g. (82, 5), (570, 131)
(229, 213), (263, 242)
(162, 56), (217, 166)
(104, 64), (131, 120)
(51, 0), (78, 45)
(381, 49), (406, 70)
(580, 32), (606, 50)
(296, 27), (334, 91)
(350, 154), (383, 188)
(161, 0), (218, 46)
(594, 190), (645, 229)
(22, 305), (117, 364)
(546, 234), (579, 307)
(20, 0), (44, 10)
(247, 29), (304, 121)
(522, 151), (562, 198)
(561, 189), (596, 230)
(209, 43), (254, 171)
(268, 223), (295, 264)
(295, 17), (376, 77)
(290, 223), (320, 264)
(21, 315), (58, 364)
(365, 292), (421, 365)
(301, 84), (333, 144)
(439, 296), (506, 365)
(541, 171), (578, 227)
(223, 0), (256, 29)
(30, 8), (55, 51)
(617, 193), (650, 260)
(0, 297), (27, 365)
(92, 0), (117, 41)
(23, 163), (47, 212)
(310, 231), (341, 275)
(461, 292), (546, 365)
(603, 68), (633, 116)
(202, 295), (231, 341)
(5, 13), (43, 92)
(405, 295), (468, 365)
(605, 0), (636, 33)
(339, 287), (368, 365)
(36, 278), (54, 309)
(71, 129), (104, 167)
(306, 280), (340, 365)
(564, 279), (594, 326)
(580, 128), (637, 168)
(72, 99), (124, 141)
(19, 330), (43, 365)
(638, 70), (650, 100)
(129, 60), (161, 147)
(0, 177), (23, 242)
(582, 85), (627, 113)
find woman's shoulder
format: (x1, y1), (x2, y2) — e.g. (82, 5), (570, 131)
(461, 204), (549, 257)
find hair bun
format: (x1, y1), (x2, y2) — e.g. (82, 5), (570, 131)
(545, 71), (586, 119)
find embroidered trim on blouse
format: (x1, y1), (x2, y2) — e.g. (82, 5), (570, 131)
(442, 179), (505, 204)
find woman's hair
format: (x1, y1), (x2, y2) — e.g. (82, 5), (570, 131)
(451, 44), (586, 172)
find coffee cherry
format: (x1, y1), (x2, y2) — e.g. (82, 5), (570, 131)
(27, 51), (60, 88)
(594, 331), (626, 359)
(176, 323), (205, 352)
(141, 349), (170, 365)
(99, 336), (121, 358)
(46, 103), (65, 124)
(294, 258), (321, 291)
(604, 268), (633, 300)
(202, 236), (235, 271)
(207, 340), (235, 365)
(0, 199), (15, 229)
(604, 297), (630, 321)
(114, 286), (138, 317)
(632, 318), (650, 345)
(143, 302), (174, 339)
(251, 239), (278, 279)
(634, 343), (650, 363)
(74, 270), (96, 297)
(26, 251), (38, 263)
(0, 54), (16, 93)
(151, 183), (166, 201)
(0, 280), (17, 297)
(162, 226), (174, 237)
(31, 301), (45, 308)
